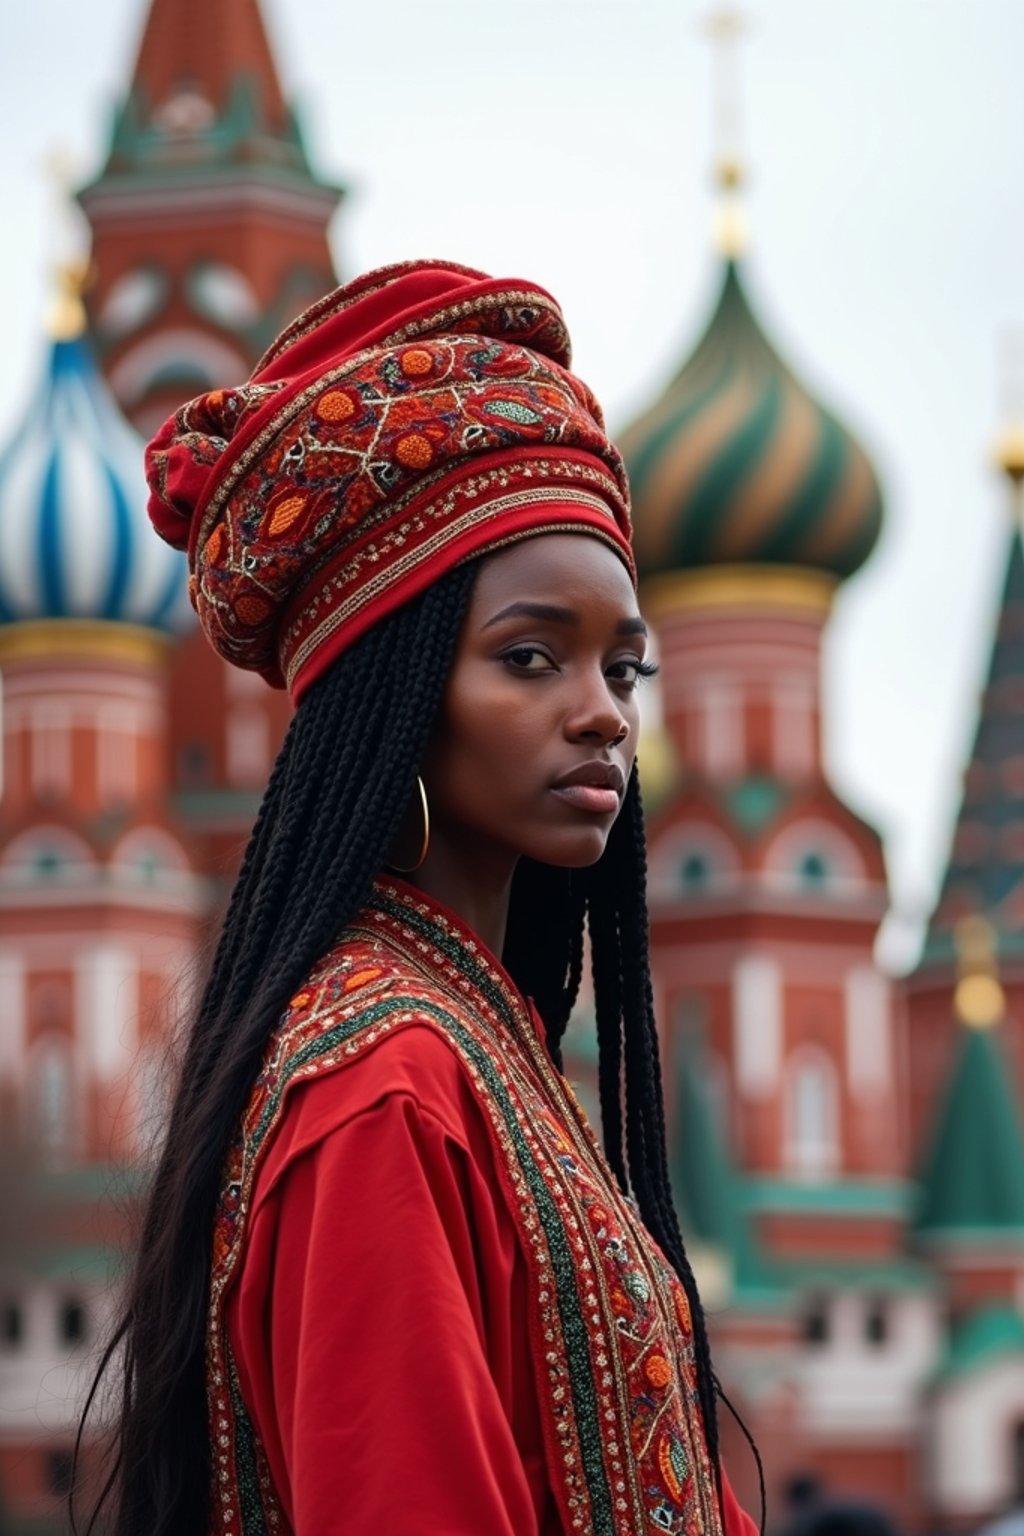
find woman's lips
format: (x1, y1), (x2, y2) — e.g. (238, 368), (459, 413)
(551, 783), (621, 814)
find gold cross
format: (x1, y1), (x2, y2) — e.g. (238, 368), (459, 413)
(703, 5), (750, 191)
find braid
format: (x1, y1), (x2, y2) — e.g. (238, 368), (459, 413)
(77, 562), (478, 1536)
(504, 862), (586, 1064)
(587, 882), (628, 1192)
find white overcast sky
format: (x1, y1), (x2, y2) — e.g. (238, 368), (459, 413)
(2, 0), (1023, 967)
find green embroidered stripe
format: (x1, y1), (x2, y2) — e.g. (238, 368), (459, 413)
(227, 1346), (270, 1535)
(245, 990), (617, 1536)
(370, 893), (520, 1027)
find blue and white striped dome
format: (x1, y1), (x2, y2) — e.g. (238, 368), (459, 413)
(0, 334), (191, 630)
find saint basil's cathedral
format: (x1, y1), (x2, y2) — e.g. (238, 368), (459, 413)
(2, 1), (1024, 1529)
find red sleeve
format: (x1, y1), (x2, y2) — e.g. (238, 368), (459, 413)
(227, 1083), (544, 1536)
(721, 1467), (761, 1536)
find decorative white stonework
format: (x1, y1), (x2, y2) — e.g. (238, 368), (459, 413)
(930, 1356), (1024, 1514)
(845, 966), (892, 1098)
(30, 705), (72, 798)
(0, 949), (25, 1083)
(226, 707), (271, 789)
(772, 677), (816, 778)
(798, 1291), (941, 1436)
(702, 678), (744, 775)
(732, 955), (782, 1100)
(784, 1045), (840, 1177)
(75, 943), (137, 1082)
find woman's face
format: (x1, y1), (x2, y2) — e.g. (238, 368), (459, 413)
(422, 533), (651, 875)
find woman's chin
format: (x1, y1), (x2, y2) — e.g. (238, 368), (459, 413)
(529, 826), (613, 869)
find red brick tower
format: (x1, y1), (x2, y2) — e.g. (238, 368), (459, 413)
(77, 0), (344, 888)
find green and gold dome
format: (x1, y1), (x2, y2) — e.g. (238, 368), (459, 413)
(620, 259), (883, 585)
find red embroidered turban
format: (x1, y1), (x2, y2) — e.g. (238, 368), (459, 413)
(146, 259), (635, 701)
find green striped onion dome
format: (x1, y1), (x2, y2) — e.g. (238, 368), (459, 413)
(619, 261), (883, 583)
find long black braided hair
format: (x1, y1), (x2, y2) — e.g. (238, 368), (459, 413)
(75, 556), (733, 1536)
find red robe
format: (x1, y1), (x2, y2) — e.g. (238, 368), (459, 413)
(217, 881), (759, 1536)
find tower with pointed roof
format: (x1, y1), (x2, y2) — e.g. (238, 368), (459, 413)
(76, 0), (345, 890)
(900, 434), (1024, 1523)
(905, 478), (1024, 1158)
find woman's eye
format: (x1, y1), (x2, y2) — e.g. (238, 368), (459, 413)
(606, 657), (658, 689)
(503, 646), (554, 673)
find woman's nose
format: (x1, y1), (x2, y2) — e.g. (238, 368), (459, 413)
(565, 676), (629, 746)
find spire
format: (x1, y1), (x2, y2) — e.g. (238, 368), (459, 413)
(922, 459), (1024, 966)
(126, 0), (289, 143)
(917, 917), (1024, 1233)
(915, 1023), (1024, 1236)
(77, 0), (343, 426)
(703, 6), (750, 258)
(88, 0), (334, 182)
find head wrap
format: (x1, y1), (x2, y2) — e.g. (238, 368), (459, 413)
(146, 259), (634, 701)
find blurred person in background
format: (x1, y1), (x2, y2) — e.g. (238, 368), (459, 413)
(777, 1473), (901, 1536)
(75, 260), (761, 1536)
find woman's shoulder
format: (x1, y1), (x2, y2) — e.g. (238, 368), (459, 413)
(250, 1018), (497, 1222)
(304, 919), (468, 1020)
(254, 933), (495, 1187)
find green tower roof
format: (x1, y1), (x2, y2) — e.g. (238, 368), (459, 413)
(671, 1031), (777, 1300)
(915, 1021), (1024, 1237)
(936, 1304), (1024, 1383)
(922, 527), (1024, 968)
(619, 261), (883, 585)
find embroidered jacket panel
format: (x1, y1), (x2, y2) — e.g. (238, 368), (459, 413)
(207, 879), (734, 1536)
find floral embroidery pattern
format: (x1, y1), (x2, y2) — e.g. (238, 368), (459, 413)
(206, 882), (722, 1536)
(190, 333), (629, 691)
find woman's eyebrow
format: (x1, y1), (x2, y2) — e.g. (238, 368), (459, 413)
(482, 601), (647, 637)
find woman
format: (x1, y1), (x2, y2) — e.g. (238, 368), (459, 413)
(79, 261), (760, 1536)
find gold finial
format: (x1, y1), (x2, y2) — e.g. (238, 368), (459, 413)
(47, 260), (92, 341)
(995, 330), (1024, 497)
(42, 146), (92, 341)
(953, 915), (1005, 1029)
(703, 6), (751, 257)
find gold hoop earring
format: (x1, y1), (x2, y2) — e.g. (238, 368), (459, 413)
(389, 774), (430, 873)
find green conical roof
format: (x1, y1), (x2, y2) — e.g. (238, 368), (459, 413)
(936, 1304), (1024, 1383)
(671, 1031), (775, 1297)
(619, 261), (883, 585)
(916, 1022), (1024, 1236)
(922, 527), (1024, 967)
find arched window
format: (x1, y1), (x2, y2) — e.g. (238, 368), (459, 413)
(763, 822), (867, 898)
(1, 1300), (23, 1348)
(58, 1298), (88, 1349)
(648, 823), (741, 904)
(864, 1297), (889, 1347)
(802, 1295), (830, 1347)
(784, 1047), (840, 1178)
(798, 851), (829, 888)
(29, 1034), (74, 1163)
(110, 827), (190, 887)
(1, 827), (96, 886)
(681, 851), (711, 891)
